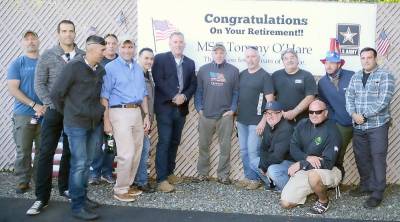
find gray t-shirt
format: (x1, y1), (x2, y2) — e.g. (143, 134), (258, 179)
(196, 62), (239, 118)
(237, 68), (274, 125)
(272, 68), (317, 120)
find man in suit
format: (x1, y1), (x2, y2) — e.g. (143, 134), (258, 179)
(152, 32), (197, 192)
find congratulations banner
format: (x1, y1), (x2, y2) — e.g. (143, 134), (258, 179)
(138, 0), (376, 75)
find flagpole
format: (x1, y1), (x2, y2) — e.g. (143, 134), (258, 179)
(151, 17), (157, 53)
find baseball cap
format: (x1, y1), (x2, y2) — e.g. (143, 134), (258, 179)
(263, 101), (284, 112)
(212, 42), (226, 52)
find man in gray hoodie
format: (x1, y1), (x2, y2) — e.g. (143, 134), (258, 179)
(27, 20), (85, 216)
(194, 43), (239, 184)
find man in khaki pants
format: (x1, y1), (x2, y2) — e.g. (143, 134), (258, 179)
(101, 35), (150, 202)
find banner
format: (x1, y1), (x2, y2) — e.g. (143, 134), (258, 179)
(138, 0), (376, 75)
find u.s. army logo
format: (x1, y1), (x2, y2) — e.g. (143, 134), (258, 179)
(337, 24), (360, 56)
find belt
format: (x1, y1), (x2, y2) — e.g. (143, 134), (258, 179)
(110, 103), (140, 108)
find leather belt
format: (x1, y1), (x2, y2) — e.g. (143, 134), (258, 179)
(110, 104), (140, 108)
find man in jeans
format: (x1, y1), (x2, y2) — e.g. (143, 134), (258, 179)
(255, 101), (294, 192)
(236, 47), (274, 190)
(194, 43), (239, 184)
(27, 20), (85, 216)
(50, 35), (106, 220)
(89, 34), (119, 185)
(133, 48), (156, 193)
(345, 47), (395, 208)
(7, 30), (45, 194)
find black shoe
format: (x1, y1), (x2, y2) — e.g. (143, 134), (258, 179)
(137, 184), (155, 193)
(72, 208), (99, 221)
(349, 187), (371, 197)
(217, 177), (231, 185)
(60, 190), (71, 201)
(85, 198), (100, 209)
(26, 200), (48, 215)
(16, 183), (30, 194)
(363, 197), (382, 209)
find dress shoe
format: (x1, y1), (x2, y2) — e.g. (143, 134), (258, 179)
(72, 208), (99, 221)
(137, 184), (155, 193)
(363, 197), (382, 209)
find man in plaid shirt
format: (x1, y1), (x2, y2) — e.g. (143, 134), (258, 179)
(345, 47), (395, 209)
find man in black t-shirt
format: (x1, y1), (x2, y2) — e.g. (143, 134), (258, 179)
(236, 47), (274, 190)
(272, 49), (317, 125)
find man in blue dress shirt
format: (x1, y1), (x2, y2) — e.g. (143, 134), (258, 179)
(101, 35), (150, 202)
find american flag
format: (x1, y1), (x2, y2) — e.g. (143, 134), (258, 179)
(153, 20), (177, 41)
(377, 30), (390, 56)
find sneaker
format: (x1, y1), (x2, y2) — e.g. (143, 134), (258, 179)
(157, 180), (175, 193)
(246, 180), (261, 190)
(235, 179), (250, 188)
(89, 177), (101, 185)
(128, 187), (143, 196)
(113, 193), (136, 202)
(349, 187), (371, 197)
(167, 174), (183, 185)
(310, 200), (330, 214)
(137, 184), (156, 193)
(217, 177), (231, 185)
(60, 190), (71, 201)
(26, 200), (48, 215)
(191, 175), (209, 183)
(101, 175), (115, 184)
(72, 208), (99, 220)
(363, 197), (382, 209)
(16, 183), (30, 194)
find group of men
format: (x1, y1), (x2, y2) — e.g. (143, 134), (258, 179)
(7, 18), (394, 220)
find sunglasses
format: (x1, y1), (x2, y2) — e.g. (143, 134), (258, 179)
(308, 110), (325, 115)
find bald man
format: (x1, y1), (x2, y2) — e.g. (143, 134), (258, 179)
(280, 99), (342, 215)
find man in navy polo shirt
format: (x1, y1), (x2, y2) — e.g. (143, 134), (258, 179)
(317, 38), (354, 179)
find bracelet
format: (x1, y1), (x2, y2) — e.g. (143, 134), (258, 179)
(32, 102), (36, 108)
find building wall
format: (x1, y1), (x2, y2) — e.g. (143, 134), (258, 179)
(0, 0), (399, 184)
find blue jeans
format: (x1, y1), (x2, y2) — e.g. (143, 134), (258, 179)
(254, 159), (293, 191)
(134, 135), (150, 186)
(64, 124), (102, 212)
(237, 122), (261, 181)
(90, 126), (115, 179)
(155, 108), (186, 182)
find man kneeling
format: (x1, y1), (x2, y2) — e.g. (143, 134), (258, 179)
(280, 99), (342, 214)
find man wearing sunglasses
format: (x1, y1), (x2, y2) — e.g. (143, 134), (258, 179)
(255, 101), (294, 192)
(280, 99), (342, 215)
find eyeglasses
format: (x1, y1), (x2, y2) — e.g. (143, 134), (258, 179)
(265, 111), (281, 116)
(308, 110), (325, 115)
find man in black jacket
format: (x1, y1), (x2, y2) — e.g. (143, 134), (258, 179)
(50, 36), (106, 220)
(256, 101), (294, 191)
(280, 99), (342, 215)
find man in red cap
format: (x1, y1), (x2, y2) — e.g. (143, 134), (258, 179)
(317, 38), (354, 182)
